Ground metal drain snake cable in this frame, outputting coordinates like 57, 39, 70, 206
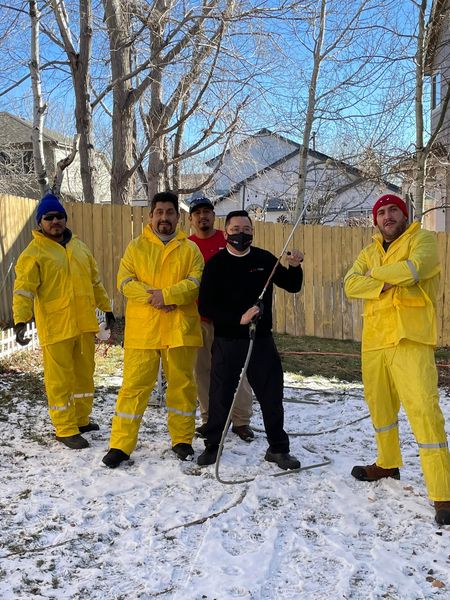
214, 324, 257, 485
213, 324, 332, 485
214, 365, 369, 484
252, 389, 371, 437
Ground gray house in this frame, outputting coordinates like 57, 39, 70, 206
0, 112, 111, 203
424, 0, 450, 232
205, 129, 399, 225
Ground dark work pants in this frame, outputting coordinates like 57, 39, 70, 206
204, 335, 289, 453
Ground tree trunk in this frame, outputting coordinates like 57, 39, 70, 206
29, 0, 49, 196
74, 0, 96, 203
103, 0, 135, 204
50, 0, 97, 202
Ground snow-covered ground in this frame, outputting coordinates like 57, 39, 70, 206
1, 359, 449, 599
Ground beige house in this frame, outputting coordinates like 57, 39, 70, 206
0, 112, 111, 203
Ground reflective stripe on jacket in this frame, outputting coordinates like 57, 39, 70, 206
118, 225, 204, 349
13, 230, 111, 346
344, 222, 440, 351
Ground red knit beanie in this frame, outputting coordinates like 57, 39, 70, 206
372, 194, 408, 225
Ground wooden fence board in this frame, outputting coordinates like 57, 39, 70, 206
341, 227, 355, 340
321, 226, 333, 339
302, 225, 315, 336
274, 221, 286, 333
81, 203, 94, 252
330, 226, 343, 340
101, 205, 114, 302
111, 204, 124, 314
283, 223, 297, 337
262, 222, 276, 324
293, 222, 306, 337
92, 204, 105, 292
313, 224, 324, 338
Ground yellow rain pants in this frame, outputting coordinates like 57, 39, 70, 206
42, 333, 95, 437
362, 339, 450, 501
109, 346, 197, 455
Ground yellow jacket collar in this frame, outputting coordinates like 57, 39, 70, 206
32, 228, 76, 243
372, 221, 420, 247
143, 224, 187, 244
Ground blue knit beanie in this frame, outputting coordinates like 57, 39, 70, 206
36, 193, 67, 224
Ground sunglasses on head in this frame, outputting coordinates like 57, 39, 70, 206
42, 212, 66, 221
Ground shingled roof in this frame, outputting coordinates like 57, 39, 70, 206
0, 112, 73, 147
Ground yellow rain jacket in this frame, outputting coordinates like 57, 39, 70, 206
344, 222, 440, 351
118, 225, 204, 349
13, 229, 111, 346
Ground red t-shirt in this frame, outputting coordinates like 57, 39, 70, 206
189, 229, 227, 322
189, 230, 226, 263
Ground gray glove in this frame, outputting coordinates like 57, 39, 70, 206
14, 323, 30, 346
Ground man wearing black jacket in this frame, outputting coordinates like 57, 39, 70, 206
197, 210, 304, 469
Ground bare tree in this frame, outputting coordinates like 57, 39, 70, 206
28, 0, 79, 198
29, 0, 49, 195
289, 0, 400, 220
100, 0, 293, 204
47, 0, 98, 202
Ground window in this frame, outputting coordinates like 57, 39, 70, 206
432, 71, 441, 110
22, 151, 34, 174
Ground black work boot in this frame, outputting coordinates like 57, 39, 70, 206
231, 425, 255, 442
195, 424, 208, 439
197, 445, 219, 466
102, 448, 130, 468
264, 450, 300, 470
79, 422, 100, 433
434, 501, 450, 525
172, 443, 194, 461
55, 434, 89, 449
351, 463, 400, 482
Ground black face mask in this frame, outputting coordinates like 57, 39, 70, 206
227, 232, 253, 252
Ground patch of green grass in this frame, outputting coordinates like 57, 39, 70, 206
274, 333, 450, 388
274, 333, 362, 383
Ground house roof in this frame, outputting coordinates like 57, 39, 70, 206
0, 112, 73, 147
213, 128, 399, 201
424, 0, 449, 75
205, 128, 300, 167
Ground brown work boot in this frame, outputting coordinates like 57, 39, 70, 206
55, 434, 89, 449
231, 425, 255, 443
351, 462, 400, 482
434, 501, 450, 525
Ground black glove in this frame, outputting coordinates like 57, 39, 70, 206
105, 311, 116, 331
251, 300, 264, 323
14, 322, 31, 346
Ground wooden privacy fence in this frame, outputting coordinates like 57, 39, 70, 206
1, 194, 450, 345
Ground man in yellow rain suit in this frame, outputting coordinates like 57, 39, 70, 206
13, 193, 114, 450
344, 194, 450, 525
103, 191, 204, 468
